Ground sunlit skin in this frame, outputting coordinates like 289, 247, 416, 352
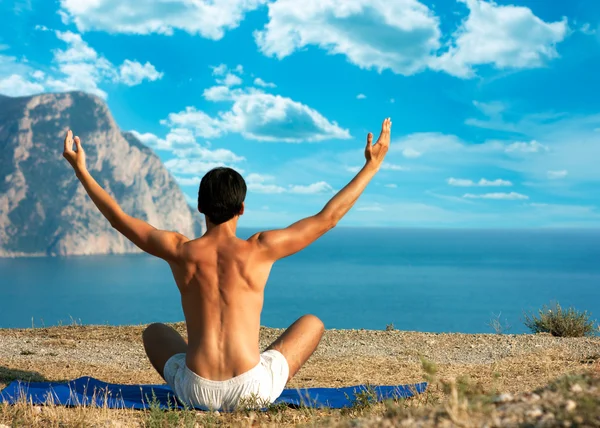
63, 118, 391, 383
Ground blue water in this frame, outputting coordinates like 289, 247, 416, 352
1, 228, 599, 333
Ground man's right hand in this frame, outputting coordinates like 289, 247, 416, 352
365, 117, 392, 170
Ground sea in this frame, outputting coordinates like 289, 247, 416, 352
1, 228, 599, 334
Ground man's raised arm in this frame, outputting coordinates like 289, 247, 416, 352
253, 118, 392, 260
62, 130, 187, 261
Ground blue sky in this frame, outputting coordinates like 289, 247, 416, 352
1, 0, 600, 228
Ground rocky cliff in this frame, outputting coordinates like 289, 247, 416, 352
0, 91, 205, 257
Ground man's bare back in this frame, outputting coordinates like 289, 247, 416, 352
171, 233, 272, 380
62, 118, 392, 405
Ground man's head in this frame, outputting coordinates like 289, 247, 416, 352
198, 167, 247, 225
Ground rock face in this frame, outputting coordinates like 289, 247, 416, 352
0, 91, 205, 257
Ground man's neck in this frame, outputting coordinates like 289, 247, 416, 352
204, 218, 238, 237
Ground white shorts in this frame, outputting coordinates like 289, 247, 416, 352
163, 350, 290, 411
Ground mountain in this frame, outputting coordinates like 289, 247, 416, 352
0, 91, 205, 257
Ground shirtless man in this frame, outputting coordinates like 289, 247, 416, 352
62, 118, 392, 410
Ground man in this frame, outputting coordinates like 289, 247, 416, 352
62, 117, 392, 410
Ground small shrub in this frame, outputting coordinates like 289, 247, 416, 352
487, 312, 511, 335
385, 322, 395, 331
524, 302, 597, 337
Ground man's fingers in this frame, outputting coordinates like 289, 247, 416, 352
64, 130, 73, 152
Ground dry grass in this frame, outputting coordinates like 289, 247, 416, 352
1, 324, 599, 427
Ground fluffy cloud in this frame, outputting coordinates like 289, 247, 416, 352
463, 192, 529, 200
218, 73, 243, 87
433, 0, 568, 77
448, 177, 512, 187
246, 173, 333, 194
220, 92, 351, 142
547, 170, 568, 180
255, 0, 441, 75
246, 174, 286, 194
356, 94, 366, 100
254, 77, 276, 88
161, 107, 224, 139
174, 176, 203, 186
59, 0, 267, 40
179, 74, 351, 143
0, 74, 44, 97
0, 31, 162, 99
165, 159, 241, 176
504, 140, 548, 153
117, 60, 163, 85
289, 181, 333, 194
255, 0, 568, 78
401, 147, 422, 158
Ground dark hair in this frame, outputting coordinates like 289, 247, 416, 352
198, 167, 246, 225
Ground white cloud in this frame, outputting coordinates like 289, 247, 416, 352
448, 177, 512, 187
174, 176, 202, 186
41, 31, 162, 99
31, 70, 45, 80
131, 128, 196, 150
59, 0, 267, 40
255, 0, 441, 75
392, 132, 465, 156
218, 73, 242, 87
289, 181, 333, 194
0, 74, 44, 97
246, 173, 286, 194
165, 159, 242, 175
220, 91, 351, 142
381, 163, 408, 171
255, 0, 568, 79
384, 183, 398, 188
187, 71, 351, 143
463, 192, 528, 200
246, 173, 333, 194
433, 0, 568, 77
504, 140, 548, 153
580, 23, 597, 36
212, 64, 227, 76
254, 77, 276, 88
203, 85, 238, 101
402, 147, 422, 158
172, 146, 245, 163
547, 170, 568, 180
162, 107, 224, 139
356, 93, 366, 100
117, 60, 163, 85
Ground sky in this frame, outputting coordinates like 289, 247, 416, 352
1, 0, 600, 228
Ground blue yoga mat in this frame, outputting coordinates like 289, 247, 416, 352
0, 377, 427, 410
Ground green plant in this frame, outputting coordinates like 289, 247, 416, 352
524, 302, 597, 337
385, 322, 395, 331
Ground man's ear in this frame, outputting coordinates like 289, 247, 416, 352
239, 202, 245, 216
197, 205, 203, 214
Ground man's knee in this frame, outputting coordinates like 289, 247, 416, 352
142, 322, 167, 343
301, 314, 325, 333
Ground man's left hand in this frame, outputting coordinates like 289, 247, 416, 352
63, 130, 87, 173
